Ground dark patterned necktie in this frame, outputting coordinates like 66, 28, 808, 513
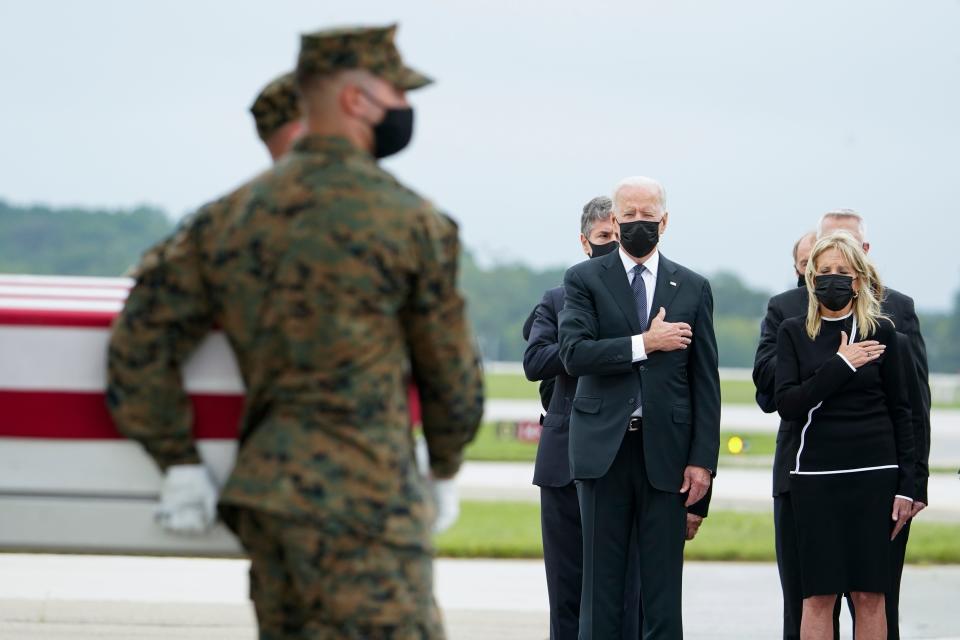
631, 264, 647, 416
631, 264, 648, 331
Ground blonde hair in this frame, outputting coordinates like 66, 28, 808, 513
804, 231, 889, 340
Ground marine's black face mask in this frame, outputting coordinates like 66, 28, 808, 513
361, 89, 414, 159
589, 241, 619, 258
618, 219, 661, 258
813, 274, 855, 311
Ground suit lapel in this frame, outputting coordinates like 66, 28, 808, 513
647, 254, 681, 325
599, 251, 642, 334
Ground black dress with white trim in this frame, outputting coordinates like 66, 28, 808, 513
774, 312, 915, 597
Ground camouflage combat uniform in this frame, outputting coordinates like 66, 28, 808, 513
250, 72, 300, 142
107, 24, 484, 640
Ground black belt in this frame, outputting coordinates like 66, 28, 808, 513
627, 416, 643, 432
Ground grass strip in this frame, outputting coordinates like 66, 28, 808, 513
435, 502, 960, 564
485, 372, 960, 408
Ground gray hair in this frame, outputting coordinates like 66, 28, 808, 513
611, 176, 667, 215
580, 196, 614, 237
818, 209, 867, 242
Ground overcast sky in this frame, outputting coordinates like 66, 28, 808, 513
1, 0, 958, 310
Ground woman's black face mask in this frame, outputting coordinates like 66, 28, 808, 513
813, 274, 855, 311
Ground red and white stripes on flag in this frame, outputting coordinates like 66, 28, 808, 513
0, 274, 422, 553
0, 273, 422, 445
0, 274, 246, 441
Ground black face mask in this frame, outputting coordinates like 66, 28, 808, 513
361, 89, 414, 159
797, 273, 805, 288
618, 219, 660, 258
589, 241, 618, 258
813, 274, 855, 311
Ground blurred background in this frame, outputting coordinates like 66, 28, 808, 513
1, 0, 959, 368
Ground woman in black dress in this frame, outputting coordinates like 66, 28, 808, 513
775, 231, 915, 639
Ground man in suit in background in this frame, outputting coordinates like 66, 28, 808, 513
522, 197, 618, 423
792, 231, 817, 289
559, 176, 721, 638
752, 209, 931, 640
523, 307, 556, 413
756, 231, 816, 413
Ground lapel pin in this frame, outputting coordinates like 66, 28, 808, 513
669, 281, 677, 287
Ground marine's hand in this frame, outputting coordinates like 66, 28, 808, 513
680, 465, 711, 507
643, 308, 692, 353
156, 464, 219, 534
429, 477, 460, 534
686, 513, 704, 541
891, 496, 913, 540
838, 332, 884, 369
418, 436, 460, 533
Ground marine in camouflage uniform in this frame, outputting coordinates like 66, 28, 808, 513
107, 24, 484, 639
250, 72, 304, 162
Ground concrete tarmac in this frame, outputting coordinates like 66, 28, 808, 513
1, 554, 958, 639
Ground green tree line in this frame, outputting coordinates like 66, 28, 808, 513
0, 200, 172, 276
1, 199, 957, 372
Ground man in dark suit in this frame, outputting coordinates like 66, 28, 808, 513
753, 210, 931, 640
525, 196, 711, 639
558, 177, 721, 639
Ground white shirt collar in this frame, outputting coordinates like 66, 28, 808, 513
619, 247, 660, 280
822, 310, 854, 321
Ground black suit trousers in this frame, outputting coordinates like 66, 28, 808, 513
540, 483, 644, 640
886, 521, 910, 639
774, 493, 803, 640
577, 429, 686, 640
541, 483, 583, 640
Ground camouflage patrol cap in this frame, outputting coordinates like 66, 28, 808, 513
249, 72, 301, 141
297, 24, 432, 91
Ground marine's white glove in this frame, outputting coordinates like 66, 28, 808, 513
414, 435, 460, 534
415, 434, 430, 476
155, 464, 219, 534
429, 477, 460, 534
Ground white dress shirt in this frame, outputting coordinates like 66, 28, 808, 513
619, 247, 659, 363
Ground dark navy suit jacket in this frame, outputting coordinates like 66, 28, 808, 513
524, 286, 577, 487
